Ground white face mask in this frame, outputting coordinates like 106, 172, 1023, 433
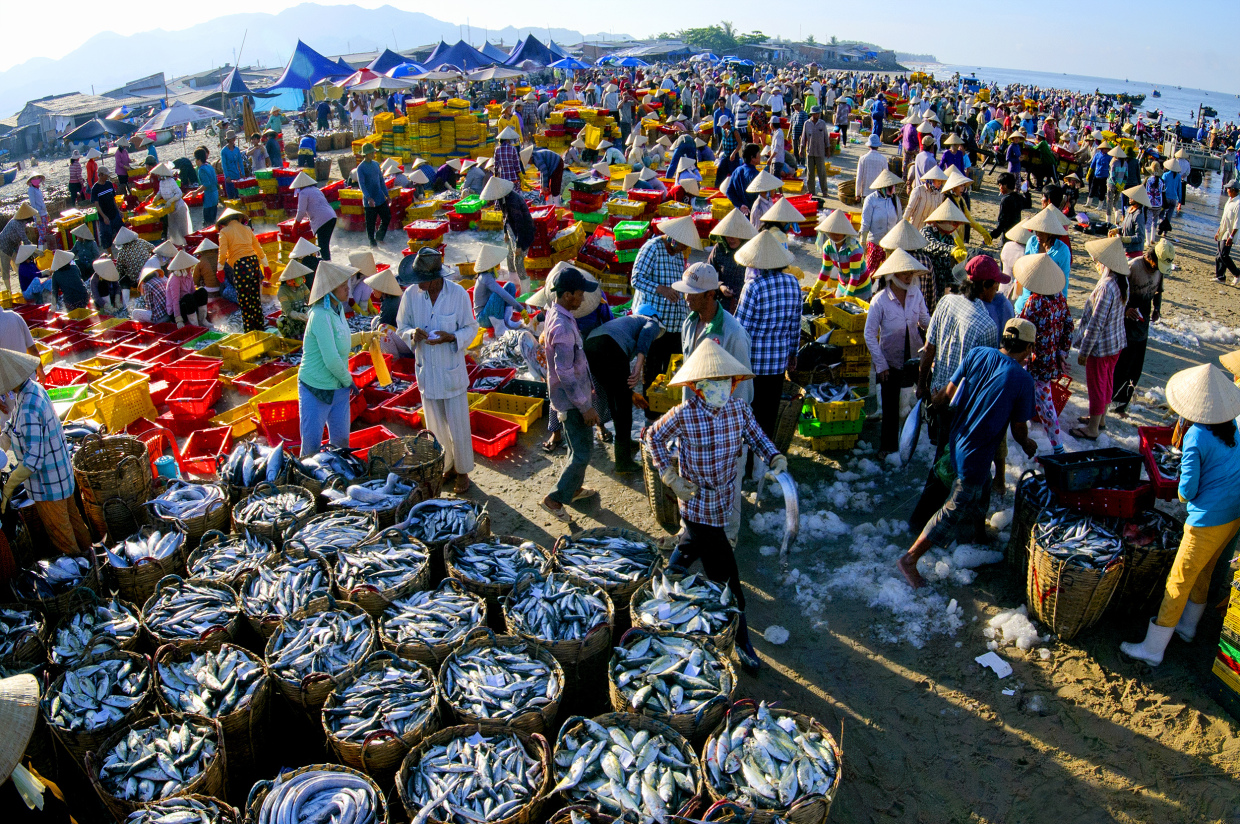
695, 378, 732, 408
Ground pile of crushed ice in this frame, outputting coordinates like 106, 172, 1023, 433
985, 605, 1053, 659
1150, 314, 1240, 349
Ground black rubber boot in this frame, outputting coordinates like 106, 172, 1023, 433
735, 614, 761, 673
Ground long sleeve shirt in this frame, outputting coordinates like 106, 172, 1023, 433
724, 164, 760, 210
218, 220, 267, 268
545, 303, 594, 416
589, 314, 662, 359
903, 184, 943, 230
396, 280, 477, 400
27, 186, 46, 218
864, 284, 929, 374
295, 186, 336, 233
529, 149, 563, 186
221, 146, 244, 180
166, 271, 195, 318
1075, 274, 1126, 358
820, 237, 868, 298
499, 192, 535, 249
300, 300, 352, 391
355, 160, 388, 205
492, 145, 523, 184
855, 149, 890, 198
8, 381, 74, 501
0, 218, 29, 257
924, 294, 998, 391
198, 165, 219, 209
631, 237, 688, 329
993, 191, 1029, 238
472, 270, 522, 315
1179, 423, 1240, 527
801, 118, 830, 157
860, 193, 900, 244
681, 309, 753, 405
735, 269, 801, 375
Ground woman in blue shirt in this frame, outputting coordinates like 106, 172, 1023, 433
1121, 364, 1240, 666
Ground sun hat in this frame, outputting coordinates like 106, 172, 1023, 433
543, 263, 602, 318
474, 244, 507, 274
1005, 225, 1034, 245
13, 202, 36, 221
869, 169, 903, 190
25, 172, 44, 184
154, 240, 178, 258
480, 177, 514, 201
672, 262, 721, 295
348, 250, 378, 278
85, 147, 102, 160
279, 260, 312, 282
901, 113, 921, 125
656, 136, 673, 148
397, 247, 446, 285
14, 245, 36, 265
734, 229, 794, 269
745, 170, 783, 194
1122, 184, 1152, 208
918, 166, 949, 184
408, 167, 431, 186
943, 168, 972, 191
916, 122, 934, 135
622, 172, 641, 190
1219, 349, 1240, 377
1166, 364, 1240, 425
598, 140, 613, 150
308, 260, 359, 304
194, 238, 218, 254
630, 135, 648, 148
1021, 206, 1069, 236
92, 256, 119, 282
1107, 146, 1127, 159
1084, 236, 1131, 274
873, 248, 928, 278
965, 253, 1010, 284
760, 197, 807, 226
289, 237, 320, 259
943, 134, 965, 147
215, 208, 246, 226
138, 261, 163, 284
497, 126, 521, 141
380, 158, 401, 175
150, 162, 175, 177
866, 134, 881, 148
679, 179, 701, 196
638, 167, 659, 182
668, 338, 753, 386
1063, 172, 1083, 184
113, 226, 139, 245
43, 250, 75, 272
657, 215, 703, 251
70, 225, 93, 241
290, 171, 317, 189
814, 209, 859, 236
1152, 238, 1175, 274
519, 146, 534, 166
364, 266, 402, 297
168, 250, 198, 272
879, 219, 929, 251
710, 208, 758, 241
591, 161, 610, 177
1008, 132, 1026, 142
0, 672, 39, 784
676, 157, 698, 176
1014, 253, 1066, 295
924, 199, 967, 225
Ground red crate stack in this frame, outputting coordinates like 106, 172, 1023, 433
569, 190, 607, 213
278, 218, 314, 243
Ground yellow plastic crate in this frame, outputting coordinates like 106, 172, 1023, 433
657, 202, 692, 217
85, 317, 126, 333
822, 297, 870, 332
195, 333, 242, 359
812, 388, 866, 424
30, 327, 56, 340
75, 355, 125, 379
96, 384, 157, 431
248, 372, 298, 413
264, 336, 302, 359
210, 403, 257, 439
780, 179, 805, 194
66, 308, 98, 322
711, 199, 732, 220
646, 384, 681, 414
810, 433, 860, 452
65, 399, 104, 427
469, 392, 545, 433
34, 341, 52, 366
608, 200, 646, 217
219, 331, 270, 370
92, 369, 149, 396
406, 202, 436, 220
51, 386, 97, 420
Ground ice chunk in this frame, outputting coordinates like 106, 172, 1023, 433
951, 545, 1005, 569
763, 626, 790, 645
988, 509, 1013, 531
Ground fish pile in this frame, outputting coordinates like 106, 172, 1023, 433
611, 633, 731, 717
441, 643, 561, 721
805, 381, 852, 404
399, 499, 479, 544
471, 375, 507, 391
123, 796, 232, 824
1018, 473, 1055, 510
381, 585, 486, 649
143, 581, 239, 642
96, 716, 218, 802
386, 378, 415, 394
106, 528, 185, 568
505, 574, 608, 642
266, 609, 374, 683
450, 539, 548, 587
403, 731, 544, 824
1036, 514, 1124, 568
243, 555, 330, 621
46, 656, 149, 732
704, 702, 839, 809
557, 536, 656, 590
552, 718, 697, 820
335, 531, 429, 594
157, 646, 265, 717
323, 658, 436, 743
298, 447, 367, 484
322, 474, 413, 512
234, 488, 314, 526
1121, 509, 1182, 554
632, 572, 737, 637
0, 605, 40, 661
834, 301, 866, 315
149, 482, 226, 522
51, 598, 141, 666
1152, 443, 1182, 479
254, 768, 382, 824
223, 440, 290, 488
189, 532, 273, 583
287, 512, 375, 555
13, 555, 91, 600
346, 314, 375, 334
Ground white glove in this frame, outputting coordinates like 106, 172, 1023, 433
660, 468, 698, 502
0, 432, 10, 453
767, 454, 788, 476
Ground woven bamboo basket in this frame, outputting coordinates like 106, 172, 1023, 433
153, 641, 271, 775
85, 713, 226, 823
245, 763, 388, 824
263, 599, 376, 713
399, 494, 491, 581
546, 805, 612, 824
378, 578, 487, 669
774, 381, 806, 454
322, 651, 440, 781
147, 480, 231, 548
699, 700, 842, 824
12, 547, 102, 621
105, 522, 191, 606
607, 628, 735, 744
42, 647, 154, 765
72, 433, 152, 506
439, 628, 564, 735
0, 601, 45, 672
367, 431, 446, 499
629, 569, 739, 654
445, 535, 552, 622
140, 795, 240, 824
641, 445, 681, 534
187, 530, 275, 587
283, 510, 380, 555
1026, 536, 1125, 641
335, 528, 432, 618
837, 178, 859, 206
290, 462, 351, 504
326, 482, 423, 530
46, 592, 142, 668
238, 550, 334, 640
396, 723, 551, 824
232, 483, 316, 548
502, 573, 614, 691
1009, 470, 1053, 579
554, 527, 659, 618
88, 494, 151, 545
141, 575, 243, 652
1112, 510, 1183, 618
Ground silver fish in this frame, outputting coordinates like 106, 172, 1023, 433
234, 490, 314, 525
107, 527, 185, 569
242, 555, 330, 621
266, 608, 374, 683
380, 582, 486, 649
771, 471, 800, 572
324, 655, 436, 742
450, 539, 549, 587
1035, 514, 1123, 568
610, 633, 731, 718
149, 481, 226, 522
142, 580, 240, 642
0, 605, 41, 661
633, 571, 737, 637
285, 512, 375, 555
156, 645, 264, 717
505, 573, 609, 642
557, 537, 657, 589
46, 655, 148, 732
322, 473, 414, 512
189, 532, 273, 583
254, 767, 382, 824
97, 716, 218, 802
335, 529, 429, 594
398, 499, 480, 544
50, 598, 140, 666
403, 731, 543, 824
441, 642, 561, 721
14, 555, 91, 599
124, 795, 231, 824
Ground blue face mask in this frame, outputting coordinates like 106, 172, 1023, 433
695, 379, 732, 408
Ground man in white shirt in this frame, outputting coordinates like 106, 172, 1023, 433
1217, 178, 1240, 284
855, 134, 890, 197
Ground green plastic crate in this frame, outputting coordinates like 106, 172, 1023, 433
798, 408, 867, 438
454, 194, 485, 214
185, 330, 230, 351
613, 220, 650, 241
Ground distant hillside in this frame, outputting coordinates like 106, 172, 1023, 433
896, 53, 939, 64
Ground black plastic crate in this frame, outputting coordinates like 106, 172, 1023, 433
1038, 447, 1143, 493
503, 378, 548, 400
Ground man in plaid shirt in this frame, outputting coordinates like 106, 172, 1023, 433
734, 238, 802, 439
0, 350, 92, 556
787, 101, 808, 169
492, 128, 524, 185
631, 223, 696, 420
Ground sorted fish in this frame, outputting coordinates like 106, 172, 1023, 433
297, 447, 367, 484
46, 655, 148, 732
142, 580, 240, 642
381, 583, 486, 649
386, 378, 414, 394
286, 512, 375, 555
335, 530, 429, 594
505, 574, 608, 642
471, 375, 507, 391
704, 702, 839, 810
771, 471, 800, 572
611, 632, 732, 717
633, 572, 736, 637
557, 536, 656, 589
553, 717, 698, 822
223, 440, 291, 489
1035, 513, 1123, 568
149, 481, 226, 522
804, 382, 852, 404
106, 527, 185, 569
450, 539, 549, 587
834, 301, 865, 315
1152, 443, 1182, 479
97, 716, 218, 802
0, 605, 41, 662
255, 767, 382, 824
266, 608, 374, 683
403, 731, 543, 824
234, 489, 314, 525
398, 499, 479, 544
13, 555, 91, 600
324, 655, 436, 743
189, 532, 273, 583
157, 645, 264, 717
50, 598, 140, 666
441, 642, 561, 721
124, 795, 232, 824
322, 473, 413, 512
242, 555, 330, 621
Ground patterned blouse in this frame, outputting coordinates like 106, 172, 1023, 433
1019, 292, 1074, 382
820, 237, 869, 299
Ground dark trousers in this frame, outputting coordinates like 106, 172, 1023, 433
677, 519, 745, 611
201, 204, 218, 227
642, 333, 682, 422
1111, 327, 1148, 410
584, 335, 634, 464
878, 366, 914, 454
364, 201, 390, 244
177, 287, 208, 324
317, 218, 336, 261
1217, 239, 1239, 281
750, 374, 784, 440
68, 182, 83, 205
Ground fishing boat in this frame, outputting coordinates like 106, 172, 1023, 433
1152, 88, 1162, 98
1, 166, 17, 185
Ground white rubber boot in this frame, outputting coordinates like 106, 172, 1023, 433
121, 287, 131, 305
196, 307, 209, 327
1120, 620, 1175, 666
1174, 601, 1207, 643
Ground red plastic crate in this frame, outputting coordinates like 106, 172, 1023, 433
469, 410, 520, 458
160, 355, 223, 383
181, 426, 232, 476
44, 366, 89, 388
51, 333, 91, 356
389, 358, 417, 383
1138, 425, 1178, 501
91, 329, 137, 346
133, 341, 187, 366
155, 407, 210, 437
148, 380, 172, 408
1051, 482, 1155, 519
148, 322, 179, 337
278, 218, 314, 242
380, 385, 425, 428
13, 304, 50, 321
404, 219, 450, 240
446, 211, 472, 232
347, 352, 395, 389
127, 329, 167, 346
41, 328, 77, 344
125, 418, 183, 478
231, 361, 292, 395
349, 425, 396, 462
627, 189, 666, 207
166, 379, 222, 418
161, 325, 209, 345
257, 400, 301, 448
359, 384, 396, 425
468, 367, 515, 394
349, 387, 366, 423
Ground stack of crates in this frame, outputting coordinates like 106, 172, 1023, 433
819, 298, 871, 385
405, 201, 437, 223
1208, 560, 1240, 720
128, 212, 163, 243
405, 219, 449, 256
613, 221, 650, 272
797, 387, 867, 452
277, 219, 313, 264
711, 198, 732, 220
391, 117, 410, 161
338, 189, 364, 216
51, 210, 87, 250
523, 206, 567, 279
699, 160, 718, 188
235, 176, 266, 221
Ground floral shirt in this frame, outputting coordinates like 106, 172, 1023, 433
1019, 292, 1074, 382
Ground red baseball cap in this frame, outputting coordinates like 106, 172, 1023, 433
966, 254, 1010, 284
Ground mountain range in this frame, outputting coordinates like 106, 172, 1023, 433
0, 4, 631, 117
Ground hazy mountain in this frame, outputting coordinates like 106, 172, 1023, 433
0, 4, 630, 116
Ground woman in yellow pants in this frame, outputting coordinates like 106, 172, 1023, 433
1121, 363, 1240, 666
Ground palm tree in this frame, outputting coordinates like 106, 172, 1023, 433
720, 21, 736, 39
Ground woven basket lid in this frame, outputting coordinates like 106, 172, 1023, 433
879, 219, 928, 251
669, 338, 753, 386
1084, 236, 1130, 274
814, 209, 858, 236
710, 208, 758, 241
1014, 253, 1066, 295
734, 229, 794, 269
0, 674, 38, 784
873, 248, 928, 278
759, 197, 806, 225
1167, 364, 1240, 425
1021, 206, 1069, 236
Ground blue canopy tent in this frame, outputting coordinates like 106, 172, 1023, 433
333, 58, 355, 75
614, 57, 650, 68
503, 34, 556, 68
547, 40, 570, 60
548, 57, 590, 71
367, 49, 408, 75
263, 40, 348, 90
424, 40, 494, 71
478, 41, 511, 63
388, 62, 426, 78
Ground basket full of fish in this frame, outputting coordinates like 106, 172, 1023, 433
396, 724, 551, 824
399, 496, 490, 552
231, 484, 316, 547
335, 528, 432, 618
239, 551, 334, 640
322, 651, 439, 779
501, 573, 613, 685
222, 440, 293, 503
48, 592, 141, 667
73, 434, 154, 532
1009, 470, 1054, 577
446, 535, 552, 619
700, 700, 843, 824
608, 628, 736, 743
378, 579, 487, 669
122, 795, 239, 824
147, 481, 230, 548
554, 528, 659, 616
439, 629, 564, 735
1027, 512, 1126, 641
85, 713, 226, 821
244, 763, 389, 824
42, 648, 154, 764
629, 569, 740, 654
141, 575, 243, 651
293, 446, 369, 498
263, 599, 377, 712
104, 525, 191, 606
551, 712, 701, 821
285, 511, 378, 558
1113, 509, 1185, 617
324, 473, 421, 529
187, 531, 275, 588
11, 552, 102, 620
0, 602, 45, 673
366, 431, 446, 499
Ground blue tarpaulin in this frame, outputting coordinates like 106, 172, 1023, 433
220, 68, 253, 95
263, 40, 347, 91
478, 42, 511, 63
366, 49, 408, 74
424, 40, 494, 71
503, 34, 556, 68
547, 40, 570, 60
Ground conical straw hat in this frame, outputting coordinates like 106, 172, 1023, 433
13, 202, 36, 221
745, 170, 783, 193
290, 237, 320, 258
1166, 363, 1240, 425
919, 165, 948, 183
680, 179, 701, 196
475, 244, 507, 274
873, 248, 928, 278
657, 215, 703, 251
348, 250, 378, 278
943, 168, 972, 191
814, 209, 858, 236
480, 176, 514, 201
93, 256, 119, 281
15, 245, 36, 265
114, 226, 139, 245
0, 348, 40, 394
1107, 146, 1127, 158
154, 240, 178, 257
1014, 253, 1065, 295
308, 260, 359, 305
408, 167, 431, 185
869, 169, 903, 190
879, 219, 928, 251
943, 134, 965, 146
497, 126, 521, 140
669, 337, 753, 386
924, 199, 967, 224
1122, 184, 1151, 208
710, 208, 758, 241
71, 224, 93, 240
591, 161, 610, 176
1084, 236, 1130, 274
638, 167, 659, 181
1021, 206, 1069, 236
195, 238, 218, 254
168, 250, 198, 272
734, 229, 794, 269
44, 250, 76, 272
0, 673, 39, 783
622, 173, 641, 190
519, 146, 534, 165
290, 171, 317, 189
1219, 349, 1240, 378
760, 197, 806, 225
280, 260, 312, 282
365, 267, 402, 296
